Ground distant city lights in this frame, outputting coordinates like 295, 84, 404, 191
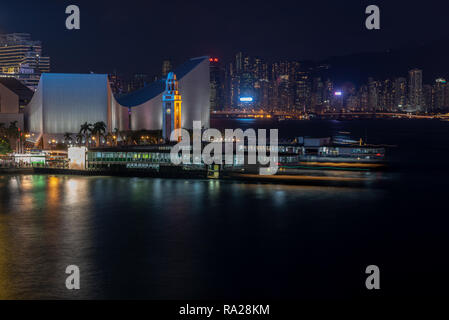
240, 97, 254, 102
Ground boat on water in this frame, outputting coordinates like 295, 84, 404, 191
277, 135, 388, 172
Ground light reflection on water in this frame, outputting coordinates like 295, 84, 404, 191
0, 174, 385, 299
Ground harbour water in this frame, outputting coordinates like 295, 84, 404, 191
1, 119, 449, 299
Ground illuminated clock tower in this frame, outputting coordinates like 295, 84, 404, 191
162, 72, 182, 141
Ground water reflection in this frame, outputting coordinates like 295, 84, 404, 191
0, 174, 384, 299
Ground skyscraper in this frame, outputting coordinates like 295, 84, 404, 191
296, 72, 311, 112
108, 72, 126, 95
0, 33, 50, 90
379, 79, 394, 111
128, 74, 150, 92
162, 60, 172, 77
209, 57, 224, 111
408, 69, 423, 111
423, 84, 433, 113
393, 77, 407, 110
235, 52, 243, 74
432, 78, 449, 112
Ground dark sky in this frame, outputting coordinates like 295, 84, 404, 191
1, 0, 448, 77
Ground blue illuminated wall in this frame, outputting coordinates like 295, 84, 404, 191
26, 73, 129, 135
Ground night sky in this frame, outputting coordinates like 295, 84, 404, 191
1, 0, 448, 77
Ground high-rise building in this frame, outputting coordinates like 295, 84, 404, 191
235, 52, 243, 74
408, 69, 423, 111
312, 77, 324, 106
0, 33, 50, 90
379, 79, 394, 111
296, 72, 311, 112
359, 85, 369, 111
108, 72, 126, 95
423, 84, 433, 113
224, 62, 233, 110
162, 60, 172, 77
393, 77, 407, 110
368, 78, 379, 111
209, 57, 224, 111
239, 64, 255, 108
323, 79, 334, 107
432, 78, 449, 112
127, 74, 150, 92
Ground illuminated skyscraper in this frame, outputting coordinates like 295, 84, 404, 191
128, 74, 150, 92
0, 33, 50, 90
409, 69, 423, 111
432, 78, 449, 112
359, 85, 369, 111
379, 79, 394, 111
423, 84, 432, 113
393, 77, 407, 110
235, 52, 243, 73
108, 72, 126, 95
296, 72, 311, 112
368, 78, 379, 111
209, 57, 224, 111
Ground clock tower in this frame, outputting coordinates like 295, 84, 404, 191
162, 72, 182, 141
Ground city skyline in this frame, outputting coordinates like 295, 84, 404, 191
1, 0, 449, 77
1, 29, 448, 115
112, 53, 449, 114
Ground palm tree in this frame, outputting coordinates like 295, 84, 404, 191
75, 133, 84, 146
79, 122, 92, 147
64, 132, 73, 145
7, 121, 20, 152
91, 121, 107, 147
0, 138, 11, 155
7, 121, 19, 137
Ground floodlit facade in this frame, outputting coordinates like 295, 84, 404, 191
117, 56, 210, 130
24, 57, 210, 148
25, 73, 128, 147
